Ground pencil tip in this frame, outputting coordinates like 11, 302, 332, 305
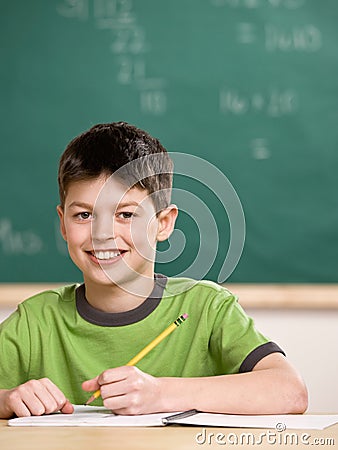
85, 396, 94, 406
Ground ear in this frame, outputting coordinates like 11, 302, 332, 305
156, 204, 178, 242
56, 205, 67, 241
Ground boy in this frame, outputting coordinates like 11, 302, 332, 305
0, 122, 308, 418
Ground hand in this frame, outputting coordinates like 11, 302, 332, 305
82, 366, 163, 415
1, 378, 74, 418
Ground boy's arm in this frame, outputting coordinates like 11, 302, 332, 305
82, 353, 308, 415
0, 379, 74, 419
160, 353, 308, 414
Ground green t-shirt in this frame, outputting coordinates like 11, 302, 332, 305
0, 275, 283, 405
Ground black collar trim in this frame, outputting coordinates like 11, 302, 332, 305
75, 274, 167, 327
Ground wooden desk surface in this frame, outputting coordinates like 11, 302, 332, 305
1, 420, 337, 450
1, 283, 338, 309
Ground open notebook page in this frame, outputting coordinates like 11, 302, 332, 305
8, 406, 338, 430
8, 405, 171, 427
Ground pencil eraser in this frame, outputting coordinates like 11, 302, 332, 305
182, 313, 188, 319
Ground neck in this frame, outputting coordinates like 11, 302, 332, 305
83, 273, 155, 313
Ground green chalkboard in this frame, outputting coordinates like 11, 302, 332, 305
1, 0, 337, 283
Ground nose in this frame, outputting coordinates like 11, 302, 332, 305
91, 213, 116, 243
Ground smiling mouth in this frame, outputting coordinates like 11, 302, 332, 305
87, 250, 127, 261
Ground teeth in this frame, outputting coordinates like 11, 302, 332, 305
94, 251, 121, 260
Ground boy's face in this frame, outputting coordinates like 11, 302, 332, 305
57, 175, 176, 294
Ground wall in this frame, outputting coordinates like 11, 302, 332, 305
246, 308, 338, 413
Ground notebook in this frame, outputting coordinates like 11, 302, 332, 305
8, 405, 338, 430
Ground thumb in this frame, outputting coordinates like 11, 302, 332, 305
82, 376, 100, 392
60, 400, 74, 414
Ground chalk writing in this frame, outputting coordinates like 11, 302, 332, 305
116, 56, 145, 84
219, 88, 298, 117
265, 24, 322, 52
57, 0, 89, 20
57, 0, 167, 114
210, 0, 305, 9
110, 26, 147, 54
251, 138, 271, 160
0, 219, 43, 255
140, 90, 167, 115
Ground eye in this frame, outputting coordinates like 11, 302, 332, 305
117, 211, 134, 220
75, 212, 92, 221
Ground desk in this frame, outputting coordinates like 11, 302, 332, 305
1, 420, 337, 450
1, 284, 338, 309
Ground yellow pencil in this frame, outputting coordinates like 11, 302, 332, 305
85, 313, 188, 405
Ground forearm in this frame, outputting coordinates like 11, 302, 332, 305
158, 367, 308, 415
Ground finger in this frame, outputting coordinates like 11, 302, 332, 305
102, 393, 130, 413
98, 366, 137, 386
38, 378, 69, 414
19, 385, 47, 416
103, 392, 142, 416
60, 400, 74, 414
100, 378, 132, 400
6, 390, 32, 418
13, 402, 31, 418
82, 376, 100, 392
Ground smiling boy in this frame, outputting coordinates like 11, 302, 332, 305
0, 122, 308, 418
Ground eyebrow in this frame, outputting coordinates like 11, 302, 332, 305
68, 201, 144, 210
68, 201, 93, 210
117, 201, 144, 210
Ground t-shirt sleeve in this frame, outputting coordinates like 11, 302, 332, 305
208, 290, 285, 374
0, 304, 31, 389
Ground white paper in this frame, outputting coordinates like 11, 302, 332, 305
8, 405, 175, 427
178, 413, 338, 430
8, 406, 338, 430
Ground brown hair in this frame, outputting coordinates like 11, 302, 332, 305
58, 122, 173, 213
